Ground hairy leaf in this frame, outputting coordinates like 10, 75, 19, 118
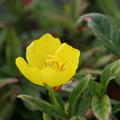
77, 94, 91, 117
100, 59, 120, 89
69, 75, 91, 116
18, 95, 66, 119
77, 13, 120, 57
92, 95, 111, 120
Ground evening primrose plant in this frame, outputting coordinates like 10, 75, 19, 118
16, 33, 91, 120
16, 13, 120, 120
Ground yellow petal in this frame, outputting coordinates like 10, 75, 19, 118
55, 43, 80, 81
40, 67, 72, 87
26, 33, 61, 70
15, 57, 44, 85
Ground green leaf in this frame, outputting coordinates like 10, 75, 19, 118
93, 55, 113, 67
88, 80, 103, 95
5, 26, 21, 73
77, 94, 92, 117
68, 75, 91, 116
96, 0, 120, 27
77, 13, 120, 57
81, 68, 102, 75
70, 0, 81, 20
18, 95, 66, 119
69, 95, 81, 117
47, 86, 64, 110
115, 72, 120, 86
92, 95, 111, 120
71, 116, 86, 120
112, 102, 120, 114
100, 59, 120, 89
72, 72, 86, 81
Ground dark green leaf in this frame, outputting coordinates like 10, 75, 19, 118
92, 95, 111, 120
112, 102, 120, 114
100, 59, 120, 89
70, 0, 80, 20
115, 72, 120, 86
68, 75, 91, 116
77, 13, 120, 57
88, 80, 103, 95
18, 95, 66, 119
72, 72, 86, 81
71, 116, 86, 120
5, 26, 21, 73
94, 55, 113, 67
77, 94, 92, 117
69, 95, 81, 117
96, 0, 120, 26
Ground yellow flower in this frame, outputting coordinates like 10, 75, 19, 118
15, 33, 80, 87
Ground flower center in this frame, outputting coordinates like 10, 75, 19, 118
45, 55, 67, 71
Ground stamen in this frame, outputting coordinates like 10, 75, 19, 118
48, 55, 58, 60
46, 59, 58, 63
45, 55, 67, 71
59, 60, 67, 71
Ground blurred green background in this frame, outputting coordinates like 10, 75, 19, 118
0, 0, 120, 120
